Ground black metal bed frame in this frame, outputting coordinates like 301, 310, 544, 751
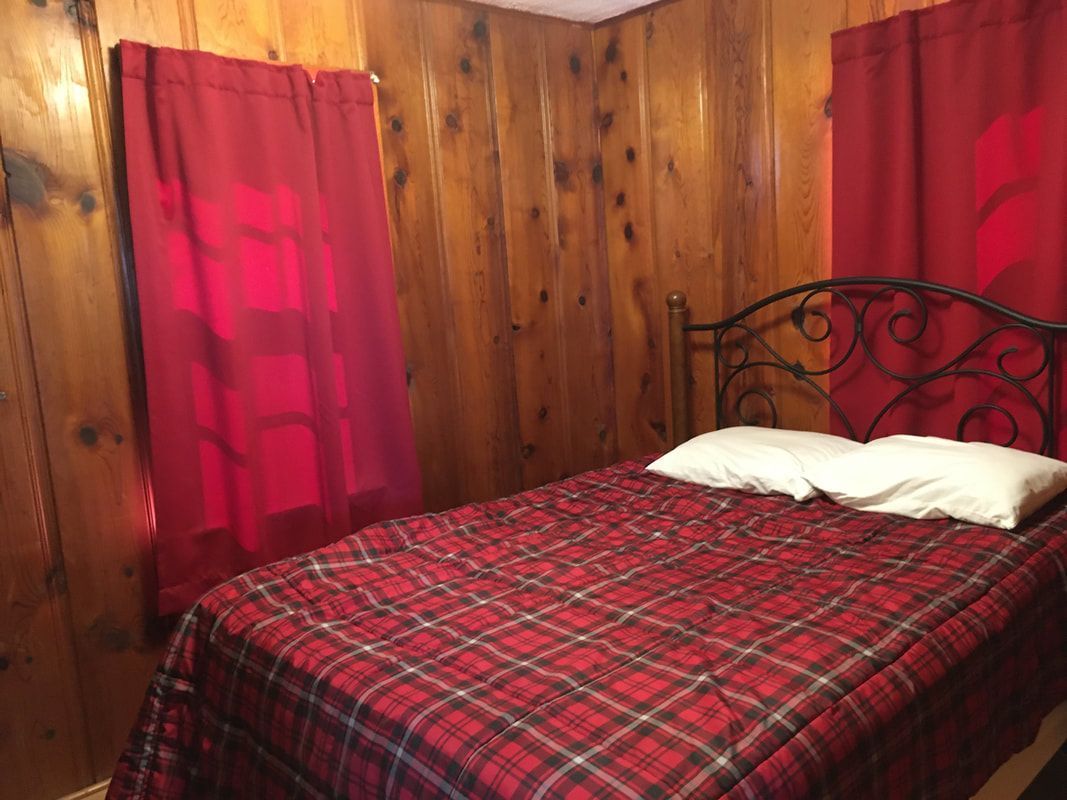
666, 277, 1067, 457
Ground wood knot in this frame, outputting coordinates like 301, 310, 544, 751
393, 168, 407, 186
625, 146, 636, 162
45, 565, 68, 595
459, 57, 472, 74
538, 406, 548, 420
604, 39, 618, 63
666, 159, 675, 173
569, 54, 581, 74
578, 295, 586, 306
623, 222, 634, 241
650, 420, 667, 442
530, 206, 540, 219
78, 190, 96, 215
390, 117, 403, 132
64, 0, 97, 29
267, 49, 280, 61
3, 149, 49, 212
89, 614, 132, 653
823, 94, 833, 118
615, 192, 626, 206
620, 70, 628, 82
591, 163, 603, 184
600, 112, 614, 129
445, 112, 459, 130
78, 425, 99, 446
521, 443, 536, 459
553, 160, 570, 183
539, 289, 549, 303
472, 19, 487, 39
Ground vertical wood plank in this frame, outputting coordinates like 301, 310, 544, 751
542, 22, 617, 472
192, 0, 280, 60
770, 0, 847, 432
707, 0, 778, 327
846, 0, 936, 26
644, 0, 719, 437
0, 0, 158, 780
0, 141, 94, 800
277, 0, 362, 68
94, 0, 191, 94
705, 0, 779, 428
95, 0, 189, 55
595, 15, 665, 458
420, 1, 523, 502
360, 0, 465, 511
489, 13, 569, 488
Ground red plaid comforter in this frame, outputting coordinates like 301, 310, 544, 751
109, 458, 1067, 799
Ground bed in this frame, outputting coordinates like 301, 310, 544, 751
109, 279, 1067, 799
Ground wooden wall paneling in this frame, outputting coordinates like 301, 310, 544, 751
94, 0, 191, 64
846, 0, 936, 26
0, 139, 94, 800
704, 0, 779, 429
191, 0, 280, 60
768, 0, 847, 433
489, 14, 570, 488
360, 0, 466, 512
0, 0, 158, 780
419, 1, 523, 502
276, 0, 364, 68
93, 0, 193, 114
594, 16, 666, 458
541, 22, 617, 472
644, 0, 719, 437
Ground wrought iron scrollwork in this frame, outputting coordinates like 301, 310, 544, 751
957, 404, 1020, 448
684, 277, 1066, 456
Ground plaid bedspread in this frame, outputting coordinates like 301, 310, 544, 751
109, 458, 1067, 799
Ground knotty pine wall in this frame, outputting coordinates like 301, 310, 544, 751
595, 0, 941, 451
0, 0, 941, 797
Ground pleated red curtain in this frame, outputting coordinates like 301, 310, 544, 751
831, 0, 1066, 454
120, 41, 422, 614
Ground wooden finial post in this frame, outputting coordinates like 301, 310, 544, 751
666, 291, 690, 447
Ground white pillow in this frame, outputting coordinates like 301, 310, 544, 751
646, 426, 861, 501
804, 434, 1067, 529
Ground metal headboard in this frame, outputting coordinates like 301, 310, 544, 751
666, 277, 1067, 457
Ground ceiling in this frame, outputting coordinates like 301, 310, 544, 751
475, 1, 655, 23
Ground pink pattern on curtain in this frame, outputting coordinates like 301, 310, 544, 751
831, 0, 1066, 455
120, 41, 422, 614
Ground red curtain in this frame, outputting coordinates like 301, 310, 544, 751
831, 0, 1066, 454
120, 42, 422, 614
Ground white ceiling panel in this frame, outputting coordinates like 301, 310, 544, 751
474, 1, 655, 23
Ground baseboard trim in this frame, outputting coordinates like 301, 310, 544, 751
58, 779, 109, 800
